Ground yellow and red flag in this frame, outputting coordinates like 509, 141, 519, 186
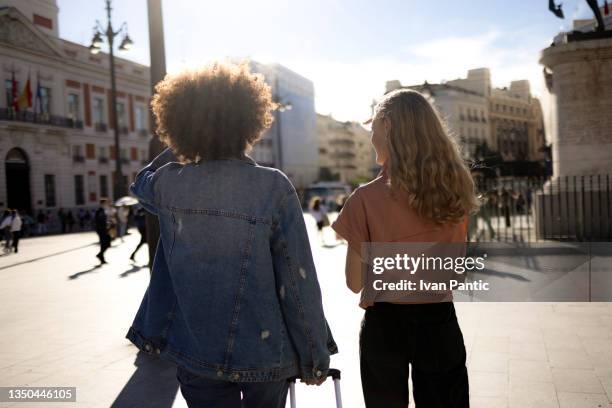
17, 74, 33, 110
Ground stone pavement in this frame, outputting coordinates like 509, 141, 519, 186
0, 218, 611, 407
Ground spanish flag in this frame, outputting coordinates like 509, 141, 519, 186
17, 74, 33, 110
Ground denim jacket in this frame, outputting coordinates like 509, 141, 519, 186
125, 148, 337, 382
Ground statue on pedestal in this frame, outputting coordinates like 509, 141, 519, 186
549, 0, 607, 32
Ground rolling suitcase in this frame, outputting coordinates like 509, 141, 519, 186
288, 368, 342, 408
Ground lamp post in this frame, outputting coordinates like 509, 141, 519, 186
273, 75, 292, 172
89, 0, 133, 200
146, 0, 167, 270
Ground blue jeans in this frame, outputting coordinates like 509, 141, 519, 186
176, 366, 289, 408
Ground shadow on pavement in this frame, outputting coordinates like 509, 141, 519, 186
68, 264, 103, 280
0, 242, 97, 271
111, 350, 179, 408
119, 264, 146, 278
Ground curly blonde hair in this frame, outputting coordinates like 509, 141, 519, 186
151, 61, 274, 162
375, 89, 480, 224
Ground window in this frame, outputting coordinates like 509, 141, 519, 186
117, 101, 127, 129
120, 148, 128, 160
86, 143, 95, 159
135, 105, 147, 130
99, 174, 109, 198
72, 145, 83, 158
88, 172, 96, 202
74, 175, 85, 205
93, 97, 105, 124
67, 93, 80, 120
140, 149, 147, 161
44, 174, 56, 207
99, 146, 108, 159
39, 87, 51, 114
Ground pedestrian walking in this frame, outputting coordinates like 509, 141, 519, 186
10, 210, 22, 253
309, 197, 329, 244
94, 199, 112, 264
117, 205, 129, 241
78, 208, 86, 230
127, 61, 336, 408
66, 210, 75, 233
1, 210, 13, 252
58, 208, 66, 234
36, 210, 47, 235
332, 89, 476, 408
129, 208, 147, 262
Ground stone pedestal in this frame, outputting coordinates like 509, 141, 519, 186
537, 37, 612, 240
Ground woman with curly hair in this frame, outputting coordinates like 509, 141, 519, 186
332, 89, 478, 407
126, 61, 337, 408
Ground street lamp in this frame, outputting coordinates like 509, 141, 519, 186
89, 0, 133, 200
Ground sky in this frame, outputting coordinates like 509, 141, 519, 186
57, 0, 598, 124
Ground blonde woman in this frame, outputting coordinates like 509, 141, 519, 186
332, 89, 478, 408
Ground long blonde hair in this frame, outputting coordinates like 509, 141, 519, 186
375, 89, 479, 224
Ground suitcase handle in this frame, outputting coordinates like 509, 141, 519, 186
288, 368, 342, 408
288, 368, 341, 382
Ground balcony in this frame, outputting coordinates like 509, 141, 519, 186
94, 122, 108, 132
120, 158, 130, 165
0, 108, 84, 129
98, 157, 109, 164
137, 128, 149, 137
73, 155, 85, 163
330, 138, 355, 147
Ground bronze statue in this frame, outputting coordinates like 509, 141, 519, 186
549, 0, 606, 32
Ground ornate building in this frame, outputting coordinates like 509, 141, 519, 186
385, 68, 546, 168
0, 0, 151, 215
316, 113, 376, 184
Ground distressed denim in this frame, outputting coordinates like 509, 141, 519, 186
126, 148, 337, 383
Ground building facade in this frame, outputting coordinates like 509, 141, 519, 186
385, 68, 546, 164
248, 61, 318, 189
489, 81, 545, 162
316, 113, 376, 184
0, 0, 151, 215
387, 69, 491, 158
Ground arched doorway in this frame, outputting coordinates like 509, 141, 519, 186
5, 148, 32, 213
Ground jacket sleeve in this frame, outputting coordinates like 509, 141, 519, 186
271, 185, 338, 381
130, 148, 176, 215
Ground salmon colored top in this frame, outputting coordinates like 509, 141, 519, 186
331, 167, 468, 307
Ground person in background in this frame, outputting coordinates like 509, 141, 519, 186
78, 208, 86, 230
94, 199, 112, 264
1, 210, 13, 252
84, 209, 92, 230
332, 89, 477, 408
66, 210, 75, 233
36, 210, 47, 235
129, 207, 147, 262
309, 197, 329, 244
117, 205, 130, 241
10, 209, 22, 253
58, 208, 66, 234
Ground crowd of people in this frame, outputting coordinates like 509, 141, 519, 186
0, 202, 148, 262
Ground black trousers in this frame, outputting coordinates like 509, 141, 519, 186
360, 302, 469, 408
11, 231, 20, 252
96, 231, 111, 256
